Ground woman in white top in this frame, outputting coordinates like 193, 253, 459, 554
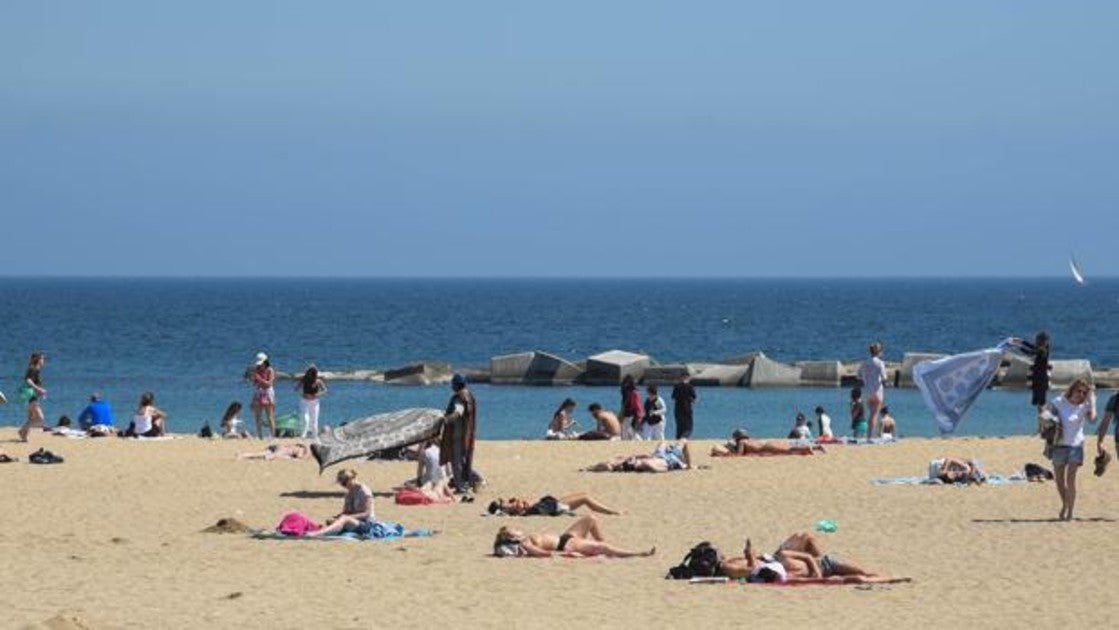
858, 342, 888, 439
296, 365, 327, 439
129, 391, 166, 438
1046, 379, 1097, 521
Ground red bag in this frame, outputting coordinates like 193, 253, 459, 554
395, 488, 435, 506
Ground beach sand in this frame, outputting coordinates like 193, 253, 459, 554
2, 430, 1117, 629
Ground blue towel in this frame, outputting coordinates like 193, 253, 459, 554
252, 521, 435, 541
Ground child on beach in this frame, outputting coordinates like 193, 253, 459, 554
850, 388, 867, 441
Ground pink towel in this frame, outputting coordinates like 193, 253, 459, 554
277, 511, 322, 536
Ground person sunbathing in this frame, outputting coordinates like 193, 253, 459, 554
583, 441, 692, 472
772, 532, 911, 584
487, 491, 620, 516
929, 457, 986, 484
710, 429, 825, 457
237, 442, 310, 460
492, 514, 655, 558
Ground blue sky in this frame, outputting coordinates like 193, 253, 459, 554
1, 1, 1115, 277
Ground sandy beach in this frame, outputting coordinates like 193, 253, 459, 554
2, 430, 1117, 629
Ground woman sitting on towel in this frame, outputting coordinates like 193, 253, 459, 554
124, 392, 166, 438
929, 457, 986, 484
492, 514, 654, 558
583, 441, 692, 472
710, 429, 825, 457
487, 491, 620, 516
237, 442, 310, 460
308, 468, 375, 537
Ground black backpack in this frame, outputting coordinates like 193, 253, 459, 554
666, 542, 723, 580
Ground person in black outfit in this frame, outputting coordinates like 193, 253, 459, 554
671, 375, 698, 440
1017, 331, 1051, 411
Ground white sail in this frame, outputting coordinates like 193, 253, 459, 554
1069, 257, 1086, 286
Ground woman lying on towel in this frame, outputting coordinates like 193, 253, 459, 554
487, 491, 620, 516
583, 441, 692, 472
929, 457, 987, 484
307, 468, 375, 537
492, 514, 655, 558
710, 429, 826, 457
237, 442, 310, 460
718, 533, 910, 584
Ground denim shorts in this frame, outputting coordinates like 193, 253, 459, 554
1048, 445, 1084, 466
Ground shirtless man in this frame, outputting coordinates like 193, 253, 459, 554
709, 429, 825, 456
492, 514, 655, 558
579, 403, 622, 440
583, 441, 693, 473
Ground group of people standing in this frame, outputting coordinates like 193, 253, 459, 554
547, 374, 699, 441
244, 352, 327, 439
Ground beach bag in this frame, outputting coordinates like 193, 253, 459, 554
276, 512, 321, 536
667, 542, 723, 580
395, 488, 435, 505
198, 422, 214, 438
18, 384, 36, 404
1037, 404, 1061, 456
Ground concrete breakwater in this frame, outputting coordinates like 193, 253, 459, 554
277, 348, 1119, 390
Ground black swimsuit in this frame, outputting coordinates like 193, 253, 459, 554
557, 533, 573, 552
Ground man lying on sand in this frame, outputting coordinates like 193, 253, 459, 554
583, 441, 692, 472
492, 514, 655, 558
710, 429, 825, 457
720, 533, 910, 584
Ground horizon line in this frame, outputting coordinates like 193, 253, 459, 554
0, 274, 1112, 281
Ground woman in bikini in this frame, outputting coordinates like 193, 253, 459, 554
487, 492, 621, 516
250, 353, 276, 439
237, 443, 310, 460
492, 514, 655, 558
709, 429, 825, 456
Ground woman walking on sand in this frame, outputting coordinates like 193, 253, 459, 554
858, 342, 888, 439
296, 365, 327, 439
1045, 379, 1096, 521
17, 352, 47, 442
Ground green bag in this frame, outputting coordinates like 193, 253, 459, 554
17, 384, 36, 404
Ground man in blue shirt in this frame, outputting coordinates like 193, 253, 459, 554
78, 393, 115, 431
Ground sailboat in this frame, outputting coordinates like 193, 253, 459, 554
1069, 256, 1086, 286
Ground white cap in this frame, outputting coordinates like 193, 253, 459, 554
255, 352, 268, 365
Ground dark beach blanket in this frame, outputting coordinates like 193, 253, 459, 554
311, 408, 444, 473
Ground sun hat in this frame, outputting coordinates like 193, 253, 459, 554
255, 352, 268, 365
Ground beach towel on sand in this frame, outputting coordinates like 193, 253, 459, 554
913, 338, 1023, 434
710, 450, 812, 458
871, 473, 1026, 486
311, 408, 445, 473
254, 520, 435, 541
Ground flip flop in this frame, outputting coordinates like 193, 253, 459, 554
1094, 451, 1111, 477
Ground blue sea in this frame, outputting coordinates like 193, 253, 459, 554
1, 278, 1116, 439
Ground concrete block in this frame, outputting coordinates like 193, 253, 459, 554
799, 361, 842, 387
584, 350, 651, 385
747, 353, 802, 387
